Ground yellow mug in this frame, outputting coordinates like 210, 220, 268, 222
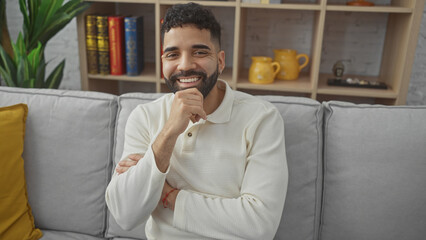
249, 56, 280, 84
274, 49, 309, 80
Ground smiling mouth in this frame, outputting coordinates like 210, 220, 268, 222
178, 77, 201, 83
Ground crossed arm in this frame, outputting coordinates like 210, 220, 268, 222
116, 154, 179, 210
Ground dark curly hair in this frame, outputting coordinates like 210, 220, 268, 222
161, 2, 221, 49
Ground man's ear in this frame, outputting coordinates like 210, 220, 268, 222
218, 50, 225, 73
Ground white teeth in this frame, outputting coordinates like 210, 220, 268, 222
179, 77, 199, 83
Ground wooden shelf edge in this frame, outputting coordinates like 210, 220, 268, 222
88, 74, 158, 83
160, 0, 237, 7
236, 82, 313, 94
326, 5, 412, 13
240, 3, 321, 10
316, 88, 398, 99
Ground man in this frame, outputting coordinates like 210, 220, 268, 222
105, 3, 288, 239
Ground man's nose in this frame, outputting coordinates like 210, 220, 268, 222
177, 53, 196, 72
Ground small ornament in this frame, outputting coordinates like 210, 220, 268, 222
332, 60, 345, 79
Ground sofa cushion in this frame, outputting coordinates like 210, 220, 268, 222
0, 104, 43, 240
321, 101, 426, 240
108, 93, 323, 240
0, 87, 118, 237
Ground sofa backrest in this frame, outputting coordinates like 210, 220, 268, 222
0, 86, 117, 237
5, 86, 425, 240
107, 93, 324, 240
320, 101, 426, 240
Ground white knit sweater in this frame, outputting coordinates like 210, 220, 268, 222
106, 81, 288, 240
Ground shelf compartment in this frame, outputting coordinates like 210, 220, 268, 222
320, 11, 391, 88
239, 8, 316, 65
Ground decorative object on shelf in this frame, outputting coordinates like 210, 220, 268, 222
274, 49, 309, 81
0, 0, 90, 88
96, 16, 110, 75
249, 56, 280, 84
86, 15, 98, 74
332, 60, 345, 79
125, 16, 144, 76
327, 59, 386, 89
346, 0, 375, 6
327, 78, 388, 89
109, 16, 126, 75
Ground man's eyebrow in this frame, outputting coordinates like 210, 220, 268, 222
163, 46, 178, 53
192, 44, 211, 50
163, 44, 211, 53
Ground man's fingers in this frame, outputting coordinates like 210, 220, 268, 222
116, 166, 131, 174
116, 154, 144, 174
118, 159, 138, 167
128, 153, 144, 161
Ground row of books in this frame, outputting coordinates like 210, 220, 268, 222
86, 15, 144, 76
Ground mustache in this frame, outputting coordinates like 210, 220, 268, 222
169, 70, 207, 82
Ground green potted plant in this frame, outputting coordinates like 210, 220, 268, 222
0, 0, 90, 88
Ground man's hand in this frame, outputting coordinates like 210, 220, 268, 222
116, 154, 143, 175
165, 88, 207, 137
161, 181, 180, 211
151, 88, 206, 173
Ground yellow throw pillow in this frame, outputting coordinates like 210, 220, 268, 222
0, 104, 42, 240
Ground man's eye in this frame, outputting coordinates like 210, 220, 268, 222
194, 51, 208, 56
164, 53, 178, 59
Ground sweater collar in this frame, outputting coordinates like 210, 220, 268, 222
206, 80, 234, 124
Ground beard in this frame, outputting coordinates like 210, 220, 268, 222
164, 66, 219, 99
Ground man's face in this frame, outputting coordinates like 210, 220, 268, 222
162, 25, 225, 98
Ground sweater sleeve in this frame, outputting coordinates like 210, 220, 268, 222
105, 106, 168, 230
173, 107, 288, 240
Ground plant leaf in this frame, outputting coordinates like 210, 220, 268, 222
0, 44, 17, 85
35, 55, 46, 88
45, 0, 64, 22
32, 12, 71, 48
31, 0, 64, 49
16, 57, 26, 87
45, 59, 65, 89
27, 41, 42, 73
19, 0, 30, 40
0, 65, 16, 87
28, 0, 42, 43
28, 1, 90, 49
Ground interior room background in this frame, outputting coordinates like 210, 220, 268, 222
4, 0, 426, 105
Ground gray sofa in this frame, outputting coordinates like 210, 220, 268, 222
1, 85, 426, 240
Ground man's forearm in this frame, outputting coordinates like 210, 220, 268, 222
152, 125, 179, 173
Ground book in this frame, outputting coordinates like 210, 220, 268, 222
96, 15, 110, 75
108, 16, 126, 75
85, 15, 98, 74
124, 16, 144, 76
